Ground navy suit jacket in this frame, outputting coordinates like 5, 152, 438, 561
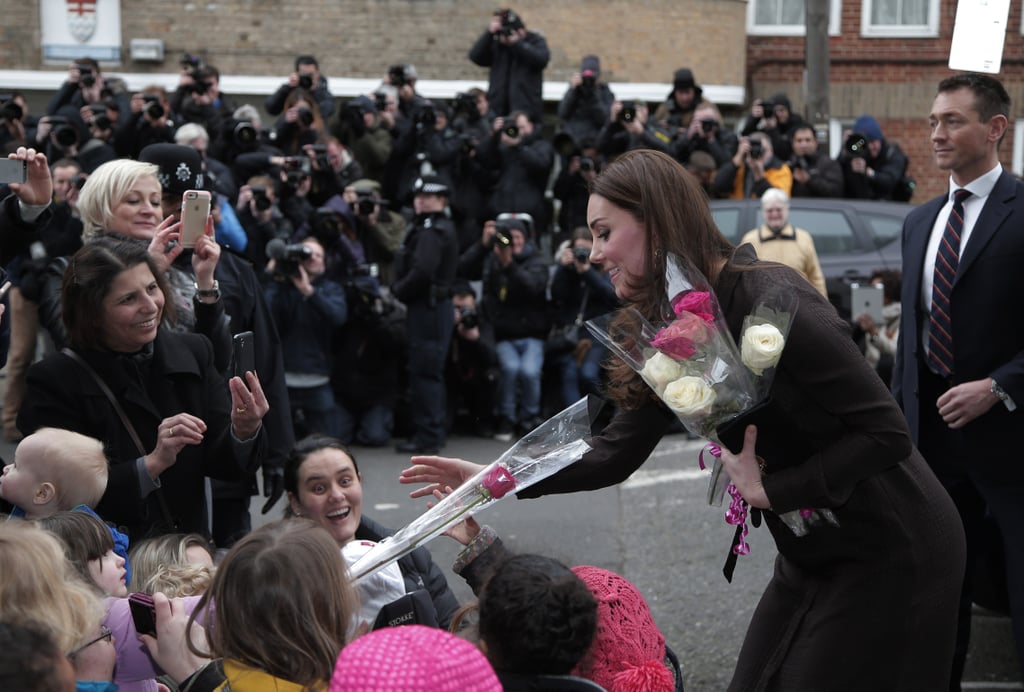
894, 169, 1024, 458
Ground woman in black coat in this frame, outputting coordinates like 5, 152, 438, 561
402, 150, 966, 691
18, 239, 268, 541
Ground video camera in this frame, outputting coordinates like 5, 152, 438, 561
0, 94, 23, 122
495, 8, 524, 37
844, 133, 870, 159
266, 238, 312, 280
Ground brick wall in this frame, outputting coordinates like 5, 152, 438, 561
748, 0, 1024, 202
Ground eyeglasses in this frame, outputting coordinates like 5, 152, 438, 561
68, 625, 113, 659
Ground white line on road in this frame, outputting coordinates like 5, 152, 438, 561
623, 468, 709, 489
960, 683, 1023, 689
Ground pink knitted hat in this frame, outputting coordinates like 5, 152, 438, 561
330, 625, 502, 692
570, 565, 676, 692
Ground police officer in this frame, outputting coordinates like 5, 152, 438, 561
391, 175, 459, 454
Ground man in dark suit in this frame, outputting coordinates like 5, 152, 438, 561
893, 73, 1024, 687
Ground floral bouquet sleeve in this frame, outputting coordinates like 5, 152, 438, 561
347, 396, 596, 582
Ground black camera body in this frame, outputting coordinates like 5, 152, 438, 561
700, 118, 717, 134
187, 69, 213, 96
76, 64, 96, 88
618, 102, 637, 124
845, 133, 870, 159
579, 155, 596, 173
388, 64, 410, 87
249, 185, 272, 212
488, 225, 513, 249
760, 100, 776, 115
503, 123, 519, 139
142, 94, 165, 120
310, 144, 331, 170
86, 104, 111, 131
228, 119, 259, 147
415, 104, 437, 132
297, 73, 314, 91
373, 92, 388, 112
457, 305, 479, 330
47, 116, 79, 148
0, 95, 23, 122
355, 190, 379, 216
495, 8, 524, 37
453, 92, 479, 119
267, 239, 313, 280
296, 107, 314, 127
572, 246, 590, 263
748, 141, 765, 160
181, 53, 205, 73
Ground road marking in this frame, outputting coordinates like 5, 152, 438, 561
373, 502, 401, 511
960, 684, 1022, 689
623, 468, 709, 489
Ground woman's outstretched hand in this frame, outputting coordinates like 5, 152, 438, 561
718, 425, 771, 510
399, 456, 484, 499
229, 371, 270, 441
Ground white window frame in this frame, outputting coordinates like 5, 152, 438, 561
747, 0, 842, 36
861, 0, 940, 38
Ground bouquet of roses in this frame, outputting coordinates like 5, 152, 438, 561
587, 255, 836, 561
347, 396, 596, 582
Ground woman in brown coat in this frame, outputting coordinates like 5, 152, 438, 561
403, 149, 965, 691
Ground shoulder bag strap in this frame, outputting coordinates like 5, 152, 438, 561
61, 347, 177, 529
574, 285, 590, 326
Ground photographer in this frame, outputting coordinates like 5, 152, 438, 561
450, 88, 495, 252
295, 195, 367, 285
456, 217, 549, 441
264, 237, 348, 440
331, 95, 393, 184
712, 131, 793, 199
476, 111, 553, 236
112, 87, 176, 159
653, 68, 706, 140
265, 55, 335, 121
839, 115, 910, 201
274, 90, 326, 157
343, 179, 404, 283
552, 140, 600, 240
740, 93, 805, 163
170, 61, 237, 160
305, 137, 363, 208
391, 100, 462, 211
468, 7, 550, 125
788, 124, 844, 198
549, 228, 618, 409
384, 63, 427, 122
46, 59, 122, 117
595, 99, 671, 161
236, 176, 294, 271
557, 55, 614, 147
1, 92, 37, 153
445, 281, 500, 438
671, 102, 738, 168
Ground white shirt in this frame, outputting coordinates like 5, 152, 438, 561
920, 163, 1002, 356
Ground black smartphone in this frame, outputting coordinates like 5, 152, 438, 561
232, 331, 256, 388
128, 592, 157, 637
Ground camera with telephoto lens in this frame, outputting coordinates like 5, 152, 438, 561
760, 100, 776, 116
573, 246, 590, 263
618, 101, 637, 124
309, 144, 331, 170
453, 92, 478, 119
86, 104, 111, 131
76, 64, 96, 88
495, 8, 524, 37
579, 155, 596, 173
487, 222, 513, 249
845, 132, 870, 159
748, 140, 764, 160
142, 94, 165, 120
266, 238, 313, 280
297, 73, 314, 90
414, 104, 437, 132
700, 118, 717, 134
227, 119, 258, 147
0, 95, 23, 122
457, 305, 479, 330
186, 69, 213, 96
355, 190, 380, 216
296, 107, 314, 127
374, 92, 388, 112
46, 116, 79, 148
249, 185, 272, 212
503, 122, 519, 139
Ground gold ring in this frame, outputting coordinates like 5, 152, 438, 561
236, 406, 248, 414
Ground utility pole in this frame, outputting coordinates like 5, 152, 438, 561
805, 0, 831, 151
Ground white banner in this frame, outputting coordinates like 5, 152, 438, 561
41, 0, 122, 64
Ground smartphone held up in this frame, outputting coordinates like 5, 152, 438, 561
179, 189, 211, 249
0, 158, 27, 185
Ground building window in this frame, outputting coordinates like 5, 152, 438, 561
747, 0, 841, 36
862, 0, 939, 37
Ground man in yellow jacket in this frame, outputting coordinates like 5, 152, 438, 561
741, 187, 827, 297
712, 131, 793, 199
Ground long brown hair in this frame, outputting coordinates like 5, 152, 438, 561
589, 149, 736, 408
188, 519, 358, 690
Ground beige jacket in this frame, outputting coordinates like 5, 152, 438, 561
740, 224, 827, 297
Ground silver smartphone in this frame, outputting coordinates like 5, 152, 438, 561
179, 189, 212, 249
850, 282, 884, 324
0, 158, 27, 185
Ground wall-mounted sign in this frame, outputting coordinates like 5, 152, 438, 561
41, 0, 122, 64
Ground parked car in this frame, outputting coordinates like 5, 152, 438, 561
709, 197, 914, 318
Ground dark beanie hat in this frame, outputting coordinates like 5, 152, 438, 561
770, 93, 792, 112
581, 55, 601, 77
853, 115, 884, 142
138, 143, 209, 194
673, 68, 698, 91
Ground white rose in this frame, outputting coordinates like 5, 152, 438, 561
662, 376, 717, 417
640, 351, 683, 396
741, 323, 785, 376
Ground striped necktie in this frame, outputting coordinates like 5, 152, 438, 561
927, 188, 972, 377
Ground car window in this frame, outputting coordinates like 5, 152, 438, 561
710, 207, 743, 243
776, 209, 857, 255
860, 211, 904, 249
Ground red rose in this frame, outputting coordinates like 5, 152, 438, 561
651, 312, 714, 360
481, 464, 517, 499
672, 291, 714, 323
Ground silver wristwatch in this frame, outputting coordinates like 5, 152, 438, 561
194, 279, 221, 303
991, 379, 1017, 412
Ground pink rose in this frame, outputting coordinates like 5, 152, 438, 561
672, 291, 715, 323
651, 312, 714, 360
481, 464, 517, 499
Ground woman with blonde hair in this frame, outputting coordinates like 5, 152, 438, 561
186, 519, 359, 690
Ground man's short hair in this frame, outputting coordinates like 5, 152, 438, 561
295, 55, 319, 71
938, 73, 1010, 122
